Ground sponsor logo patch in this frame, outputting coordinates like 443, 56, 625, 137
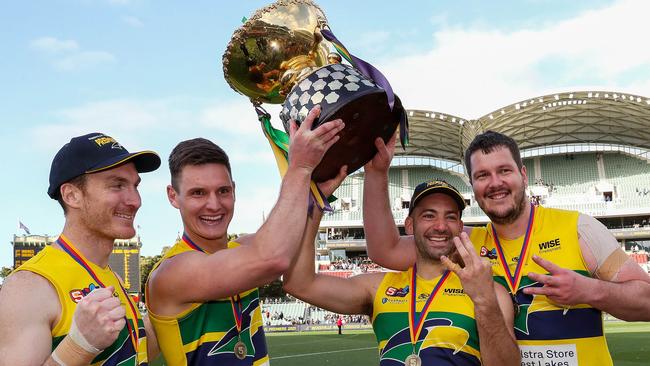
443, 288, 465, 296
480, 246, 498, 260
538, 238, 561, 252
385, 285, 409, 297
69, 283, 100, 303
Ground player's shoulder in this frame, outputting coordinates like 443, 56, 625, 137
148, 248, 202, 283
3, 269, 56, 294
0, 270, 60, 322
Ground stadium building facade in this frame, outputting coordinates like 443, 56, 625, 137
317, 90, 650, 274
10, 234, 142, 294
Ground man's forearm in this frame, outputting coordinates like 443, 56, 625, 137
362, 171, 400, 262
46, 335, 98, 366
588, 279, 650, 321
475, 295, 520, 366
283, 209, 321, 296
257, 167, 313, 262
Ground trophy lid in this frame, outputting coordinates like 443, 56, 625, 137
222, 0, 332, 104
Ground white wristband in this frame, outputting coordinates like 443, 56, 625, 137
51, 350, 68, 366
68, 317, 103, 354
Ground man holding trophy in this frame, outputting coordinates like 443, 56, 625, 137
145, 111, 345, 365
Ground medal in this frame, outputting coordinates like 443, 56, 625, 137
404, 354, 422, 366
234, 340, 248, 360
490, 204, 536, 294
407, 265, 450, 364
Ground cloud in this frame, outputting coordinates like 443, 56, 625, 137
380, 0, 650, 119
122, 15, 144, 27
356, 30, 391, 50
54, 51, 116, 71
30, 37, 79, 53
31, 99, 189, 150
199, 100, 285, 135
229, 184, 280, 235
30, 36, 116, 71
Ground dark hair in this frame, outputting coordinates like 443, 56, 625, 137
169, 138, 232, 190
464, 130, 523, 180
56, 174, 87, 215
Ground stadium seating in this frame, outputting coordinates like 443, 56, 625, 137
262, 301, 308, 326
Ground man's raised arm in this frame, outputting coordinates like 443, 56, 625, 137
283, 168, 381, 315
150, 107, 345, 303
363, 135, 416, 271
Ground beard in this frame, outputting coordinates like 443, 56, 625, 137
414, 232, 454, 262
483, 186, 528, 225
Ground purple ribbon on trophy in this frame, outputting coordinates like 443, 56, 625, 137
320, 28, 408, 148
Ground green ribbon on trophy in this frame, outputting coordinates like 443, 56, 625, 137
254, 105, 334, 210
223, 0, 408, 212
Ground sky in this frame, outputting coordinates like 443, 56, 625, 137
2, 0, 650, 268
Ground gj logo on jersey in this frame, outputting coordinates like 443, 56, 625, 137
69, 283, 100, 303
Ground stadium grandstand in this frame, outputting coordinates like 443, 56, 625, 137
316, 90, 650, 283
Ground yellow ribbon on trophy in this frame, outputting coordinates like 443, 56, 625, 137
255, 105, 333, 212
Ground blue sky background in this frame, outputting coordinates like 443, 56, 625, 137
2, 0, 650, 269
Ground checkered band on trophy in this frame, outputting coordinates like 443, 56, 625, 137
223, 0, 408, 183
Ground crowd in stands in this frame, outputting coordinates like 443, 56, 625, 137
260, 299, 371, 327
327, 256, 382, 272
534, 178, 557, 192
635, 187, 650, 197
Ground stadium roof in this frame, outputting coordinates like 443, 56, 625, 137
398, 90, 650, 164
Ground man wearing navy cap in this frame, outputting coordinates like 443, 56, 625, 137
283, 178, 519, 366
0, 133, 160, 365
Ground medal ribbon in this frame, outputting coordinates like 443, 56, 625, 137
182, 232, 206, 253
231, 294, 244, 336
182, 234, 245, 338
56, 235, 139, 353
490, 204, 536, 294
408, 265, 450, 350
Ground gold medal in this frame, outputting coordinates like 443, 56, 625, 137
404, 354, 422, 366
234, 340, 247, 360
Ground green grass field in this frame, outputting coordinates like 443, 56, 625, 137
151, 321, 650, 365
266, 322, 650, 366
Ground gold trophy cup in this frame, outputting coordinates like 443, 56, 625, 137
223, 0, 407, 183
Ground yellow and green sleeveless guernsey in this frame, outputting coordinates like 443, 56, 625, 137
470, 205, 612, 366
372, 269, 481, 366
146, 239, 269, 366
16, 242, 148, 366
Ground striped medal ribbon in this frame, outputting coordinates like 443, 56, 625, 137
56, 235, 139, 354
490, 204, 536, 294
408, 265, 450, 361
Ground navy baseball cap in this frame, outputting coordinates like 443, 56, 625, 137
409, 180, 466, 215
48, 132, 161, 199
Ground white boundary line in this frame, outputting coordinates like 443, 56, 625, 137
272, 346, 376, 359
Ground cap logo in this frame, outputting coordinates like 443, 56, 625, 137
91, 136, 123, 150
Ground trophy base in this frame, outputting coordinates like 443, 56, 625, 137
279, 63, 405, 183
312, 91, 403, 182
